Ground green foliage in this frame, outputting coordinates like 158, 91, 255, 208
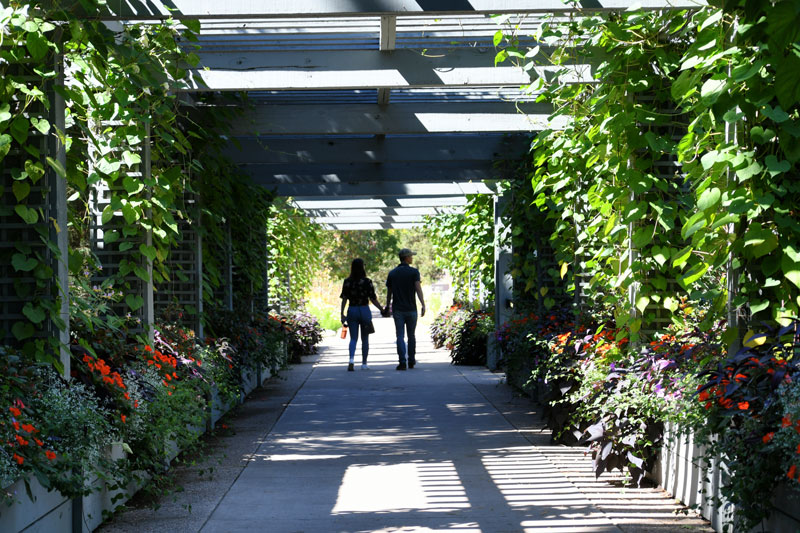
424, 194, 495, 306
267, 199, 325, 309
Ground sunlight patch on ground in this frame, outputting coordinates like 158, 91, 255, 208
332, 461, 470, 514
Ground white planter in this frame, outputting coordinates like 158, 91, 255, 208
654, 423, 800, 532
0, 476, 71, 533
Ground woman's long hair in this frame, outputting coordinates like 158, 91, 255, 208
348, 258, 367, 281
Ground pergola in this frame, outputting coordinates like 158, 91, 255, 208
98, 0, 701, 229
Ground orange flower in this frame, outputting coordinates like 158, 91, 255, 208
796, 444, 800, 454
12, 421, 19, 431
698, 391, 709, 402
13, 453, 24, 465
783, 416, 793, 428
9, 406, 21, 417
738, 402, 750, 410
144, 345, 153, 352
789, 465, 797, 479
763, 432, 775, 444
21, 423, 36, 433
120, 414, 126, 424
45, 450, 56, 461
15, 435, 28, 446
34, 438, 43, 447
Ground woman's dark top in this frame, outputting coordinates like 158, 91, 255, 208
340, 277, 377, 306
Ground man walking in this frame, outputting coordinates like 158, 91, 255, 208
385, 248, 426, 370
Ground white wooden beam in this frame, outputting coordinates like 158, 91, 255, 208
183, 48, 590, 92
292, 196, 469, 209
90, 0, 707, 20
243, 161, 501, 185
224, 135, 529, 165
226, 102, 561, 135
269, 181, 494, 197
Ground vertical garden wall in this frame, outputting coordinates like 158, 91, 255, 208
489, 1, 800, 530
0, 4, 328, 529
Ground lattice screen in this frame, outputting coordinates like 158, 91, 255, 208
88, 122, 152, 334
0, 76, 65, 347
154, 193, 203, 335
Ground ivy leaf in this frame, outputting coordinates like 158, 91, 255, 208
123, 176, 144, 194
762, 104, 790, 123
635, 295, 650, 314
125, 294, 144, 312
632, 225, 654, 248
26, 31, 48, 61
11, 321, 35, 341
672, 246, 692, 268
122, 150, 141, 167
101, 205, 114, 225
697, 187, 721, 211
139, 244, 157, 262
0, 134, 11, 160
749, 300, 770, 315
765, 155, 790, 177
11, 253, 38, 272
700, 75, 727, 105
735, 160, 762, 181
782, 255, 800, 289
12, 181, 30, 202
45, 156, 67, 179
10, 116, 29, 145
22, 302, 46, 324
0, 103, 11, 123
30, 117, 50, 135
14, 205, 38, 224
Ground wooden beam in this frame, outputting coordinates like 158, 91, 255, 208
224, 135, 529, 165
225, 102, 560, 135
292, 196, 469, 209
89, 0, 707, 20
270, 181, 493, 197
184, 45, 587, 92
243, 161, 502, 185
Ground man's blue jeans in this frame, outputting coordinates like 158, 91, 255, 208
393, 311, 417, 365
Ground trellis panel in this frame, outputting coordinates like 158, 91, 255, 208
154, 193, 203, 337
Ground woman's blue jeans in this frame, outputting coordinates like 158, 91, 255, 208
346, 305, 372, 363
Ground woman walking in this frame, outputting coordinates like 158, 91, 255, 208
340, 258, 386, 371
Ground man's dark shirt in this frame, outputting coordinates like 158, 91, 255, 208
386, 263, 420, 313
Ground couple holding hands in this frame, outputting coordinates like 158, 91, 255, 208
339, 248, 426, 372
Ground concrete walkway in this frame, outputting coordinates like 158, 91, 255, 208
100, 315, 712, 533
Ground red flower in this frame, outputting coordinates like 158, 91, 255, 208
45, 450, 56, 461
15, 435, 28, 446
789, 465, 797, 479
144, 345, 153, 352
9, 406, 21, 417
120, 414, 126, 424
21, 423, 36, 433
34, 438, 44, 447
763, 432, 775, 444
698, 391, 710, 402
13, 453, 24, 465
783, 416, 793, 428
738, 402, 750, 410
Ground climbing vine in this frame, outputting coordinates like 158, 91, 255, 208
424, 194, 495, 306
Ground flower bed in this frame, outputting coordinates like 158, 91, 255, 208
430, 305, 494, 366
0, 304, 317, 532
496, 308, 800, 532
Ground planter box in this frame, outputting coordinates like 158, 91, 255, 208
653, 423, 800, 532
0, 477, 72, 533
240, 366, 258, 397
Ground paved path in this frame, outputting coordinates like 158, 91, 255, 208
101, 316, 712, 533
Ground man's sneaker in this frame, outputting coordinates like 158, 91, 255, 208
396, 363, 407, 371
347, 363, 355, 371
408, 362, 415, 369
361, 364, 369, 370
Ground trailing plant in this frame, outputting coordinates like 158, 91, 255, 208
694, 319, 800, 531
